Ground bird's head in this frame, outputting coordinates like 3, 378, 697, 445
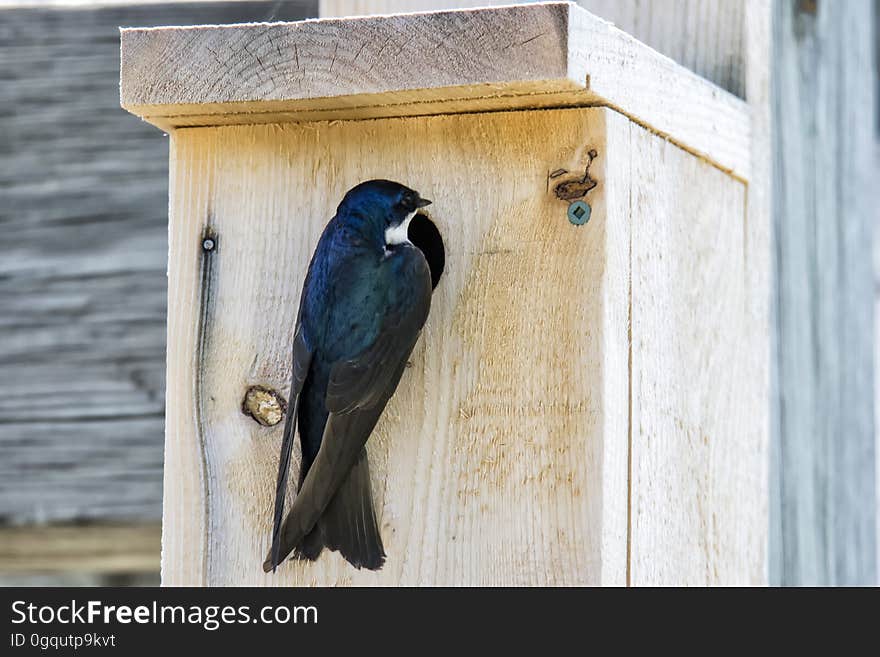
336, 180, 431, 247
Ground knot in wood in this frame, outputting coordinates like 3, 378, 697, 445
241, 385, 287, 427
554, 149, 599, 201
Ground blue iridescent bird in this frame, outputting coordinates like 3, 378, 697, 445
263, 180, 433, 572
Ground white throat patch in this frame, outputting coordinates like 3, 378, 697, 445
384, 211, 416, 246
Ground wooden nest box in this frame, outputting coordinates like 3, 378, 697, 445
121, 1, 768, 586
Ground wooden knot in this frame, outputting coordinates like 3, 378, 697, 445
553, 149, 599, 201
241, 385, 287, 427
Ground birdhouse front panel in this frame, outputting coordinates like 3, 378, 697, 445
160, 105, 759, 586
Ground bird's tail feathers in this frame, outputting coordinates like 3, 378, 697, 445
290, 450, 385, 570
319, 449, 385, 570
263, 446, 385, 572
293, 525, 324, 562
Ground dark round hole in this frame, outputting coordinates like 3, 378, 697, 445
408, 212, 445, 290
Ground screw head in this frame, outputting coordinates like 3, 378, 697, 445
567, 200, 591, 226
202, 238, 216, 251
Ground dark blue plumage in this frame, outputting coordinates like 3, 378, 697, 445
264, 180, 433, 572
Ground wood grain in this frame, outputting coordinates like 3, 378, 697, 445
320, 0, 746, 97
164, 108, 630, 585
625, 121, 762, 585
770, 0, 877, 585
0, 1, 317, 527
119, 2, 751, 179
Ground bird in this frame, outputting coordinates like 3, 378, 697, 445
263, 180, 434, 573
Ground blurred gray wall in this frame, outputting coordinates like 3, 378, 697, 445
770, 0, 878, 586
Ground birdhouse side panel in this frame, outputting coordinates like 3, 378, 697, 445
623, 120, 765, 585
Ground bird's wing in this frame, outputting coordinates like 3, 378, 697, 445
325, 291, 430, 414
264, 279, 430, 570
268, 324, 312, 571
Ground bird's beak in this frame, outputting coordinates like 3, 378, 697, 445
416, 197, 432, 208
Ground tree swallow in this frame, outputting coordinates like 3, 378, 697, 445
264, 180, 433, 572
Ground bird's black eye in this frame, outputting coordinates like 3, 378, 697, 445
399, 192, 417, 212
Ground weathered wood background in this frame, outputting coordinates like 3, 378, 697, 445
769, 0, 878, 586
0, 1, 317, 540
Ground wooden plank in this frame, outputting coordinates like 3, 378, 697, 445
626, 121, 762, 585
0, 418, 164, 524
0, 523, 160, 574
770, 0, 877, 585
163, 108, 629, 585
320, 0, 745, 97
120, 2, 751, 180
0, 1, 317, 526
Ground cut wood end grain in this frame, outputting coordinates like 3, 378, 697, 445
119, 1, 750, 179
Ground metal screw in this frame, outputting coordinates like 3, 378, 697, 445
567, 200, 591, 226
202, 238, 216, 251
